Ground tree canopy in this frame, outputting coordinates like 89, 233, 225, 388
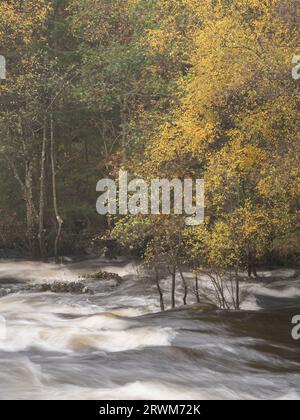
0, 1, 299, 284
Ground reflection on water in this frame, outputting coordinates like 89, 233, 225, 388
0, 258, 299, 400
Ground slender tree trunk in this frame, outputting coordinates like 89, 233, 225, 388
195, 272, 200, 303
25, 159, 36, 257
17, 118, 38, 257
248, 250, 258, 278
38, 121, 47, 259
248, 251, 252, 278
155, 267, 165, 312
220, 276, 226, 309
171, 266, 176, 309
5, 152, 37, 257
50, 114, 63, 263
236, 277, 240, 310
179, 267, 188, 306
252, 260, 258, 278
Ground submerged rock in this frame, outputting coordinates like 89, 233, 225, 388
38, 281, 92, 294
0, 288, 12, 298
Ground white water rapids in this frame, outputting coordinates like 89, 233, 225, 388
0, 258, 299, 400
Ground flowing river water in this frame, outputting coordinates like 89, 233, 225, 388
0, 258, 299, 400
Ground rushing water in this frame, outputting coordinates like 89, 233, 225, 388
0, 258, 299, 400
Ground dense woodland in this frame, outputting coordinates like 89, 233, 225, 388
0, 1, 299, 308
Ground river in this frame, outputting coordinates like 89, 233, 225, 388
0, 258, 299, 400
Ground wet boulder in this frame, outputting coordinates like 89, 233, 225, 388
0, 288, 12, 298
81, 271, 122, 283
39, 281, 91, 294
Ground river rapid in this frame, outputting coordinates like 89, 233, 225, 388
0, 258, 299, 400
